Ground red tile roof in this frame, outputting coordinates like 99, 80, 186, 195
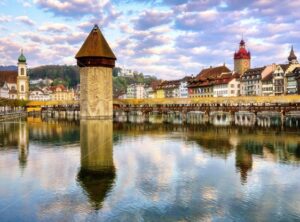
49, 84, 66, 92
156, 80, 180, 90
234, 40, 251, 60
0, 71, 17, 84
196, 65, 231, 80
261, 72, 273, 81
188, 72, 239, 88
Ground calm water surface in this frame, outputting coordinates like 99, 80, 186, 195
0, 117, 300, 222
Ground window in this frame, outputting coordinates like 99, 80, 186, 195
21, 85, 24, 92
21, 68, 24, 75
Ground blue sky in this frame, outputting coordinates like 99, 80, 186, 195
0, 0, 299, 79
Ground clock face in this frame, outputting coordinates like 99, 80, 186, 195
243, 60, 249, 67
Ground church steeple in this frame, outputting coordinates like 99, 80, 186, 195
17, 49, 29, 100
18, 49, 27, 63
288, 45, 298, 64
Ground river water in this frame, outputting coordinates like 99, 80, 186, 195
0, 117, 300, 221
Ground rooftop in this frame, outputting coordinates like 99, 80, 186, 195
75, 24, 116, 60
196, 65, 231, 80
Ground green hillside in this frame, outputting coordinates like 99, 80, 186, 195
28, 65, 157, 96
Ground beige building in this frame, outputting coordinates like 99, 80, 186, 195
49, 85, 75, 101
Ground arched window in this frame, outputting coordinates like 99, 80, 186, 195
21, 68, 24, 75
21, 85, 24, 92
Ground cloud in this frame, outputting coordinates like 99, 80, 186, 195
0, 15, 11, 23
38, 22, 70, 33
175, 9, 219, 30
16, 16, 35, 26
1, 0, 300, 79
17, 0, 32, 7
133, 9, 173, 30
34, 0, 110, 18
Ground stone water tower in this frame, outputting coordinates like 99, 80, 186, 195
75, 24, 116, 119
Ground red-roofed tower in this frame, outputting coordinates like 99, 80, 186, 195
234, 39, 251, 75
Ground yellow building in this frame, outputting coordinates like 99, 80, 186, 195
156, 89, 165, 98
49, 85, 75, 101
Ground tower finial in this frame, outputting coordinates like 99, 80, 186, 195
288, 45, 298, 64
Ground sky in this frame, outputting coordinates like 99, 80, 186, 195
0, 0, 299, 79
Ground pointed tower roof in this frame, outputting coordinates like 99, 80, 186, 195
18, 49, 26, 63
75, 25, 116, 68
234, 39, 251, 60
288, 45, 297, 62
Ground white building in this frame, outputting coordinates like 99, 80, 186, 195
118, 93, 127, 99
119, 68, 135, 77
126, 84, 145, 99
261, 64, 276, 96
30, 78, 43, 85
0, 82, 9, 98
179, 76, 192, 98
29, 88, 50, 101
227, 77, 241, 97
284, 64, 300, 94
145, 86, 156, 98
213, 72, 240, 97
240, 67, 265, 96
273, 64, 288, 95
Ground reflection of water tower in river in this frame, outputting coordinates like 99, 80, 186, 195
75, 25, 117, 209
18, 119, 29, 169
77, 120, 115, 210
235, 145, 253, 184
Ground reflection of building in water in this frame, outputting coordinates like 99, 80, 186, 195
0, 121, 19, 147
27, 116, 79, 144
0, 119, 29, 168
235, 146, 253, 184
18, 120, 29, 168
77, 120, 115, 210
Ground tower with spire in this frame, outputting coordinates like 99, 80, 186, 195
17, 49, 29, 100
288, 46, 298, 64
234, 39, 251, 75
